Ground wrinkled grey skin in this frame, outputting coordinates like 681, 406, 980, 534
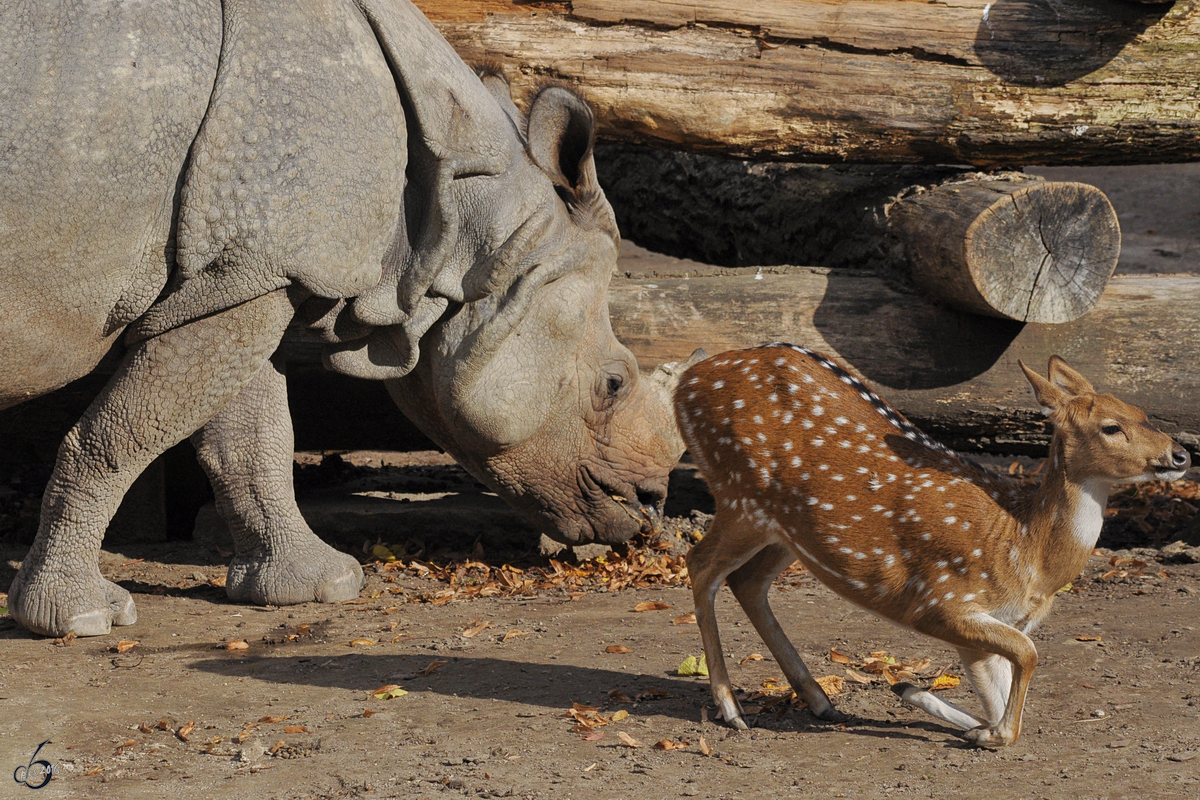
0, 0, 693, 638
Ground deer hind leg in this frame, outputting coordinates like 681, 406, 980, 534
726, 543, 844, 722
889, 646, 1007, 732
689, 510, 769, 730
913, 612, 1037, 747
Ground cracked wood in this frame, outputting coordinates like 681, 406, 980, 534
416, 0, 1200, 166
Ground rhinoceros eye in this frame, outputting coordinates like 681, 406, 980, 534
606, 375, 624, 397
595, 365, 630, 412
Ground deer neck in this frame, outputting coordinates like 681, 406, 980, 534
1020, 438, 1111, 591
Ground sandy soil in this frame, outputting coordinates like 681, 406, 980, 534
3, 454, 1200, 800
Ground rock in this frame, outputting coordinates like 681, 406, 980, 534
1160, 541, 1200, 564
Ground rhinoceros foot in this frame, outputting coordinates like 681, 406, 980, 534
225, 536, 363, 606
8, 567, 137, 638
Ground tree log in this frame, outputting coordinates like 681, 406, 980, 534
889, 179, 1119, 322
605, 265, 1200, 452
416, 0, 1200, 166
596, 147, 1119, 322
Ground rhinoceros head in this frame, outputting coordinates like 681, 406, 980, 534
382, 80, 698, 546
309, 14, 697, 545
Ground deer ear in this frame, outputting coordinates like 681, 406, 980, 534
1020, 359, 1070, 417
1046, 355, 1095, 396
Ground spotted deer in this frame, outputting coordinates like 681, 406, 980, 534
674, 344, 1190, 747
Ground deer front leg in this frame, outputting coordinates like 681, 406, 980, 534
726, 543, 844, 722
890, 646, 1009, 731
689, 511, 766, 731
918, 612, 1037, 747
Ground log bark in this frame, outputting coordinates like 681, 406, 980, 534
605, 265, 1200, 452
416, 0, 1200, 166
596, 147, 1119, 322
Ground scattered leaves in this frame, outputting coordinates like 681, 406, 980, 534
54, 631, 77, 647
633, 601, 671, 612
501, 629, 530, 642
829, 647, 851, 665
415, 660, 447, 677
461, 619, 491, 638
580, 729, 605, 742
844, 668, 874, 684
699, 736, 712, 756
112, 640, 139, 654
617, 731, 643, 748
816, 675, 845, 696
223, 640, 249, 651
655, 739, 689, 751
605, 645, 633, 655
610, 709, 629, 722
930, 674, 961, 691
677, 655, 708, 677
1076, 635, 1103, 642
371, 685, 408, 700
348, 638, 376, 647
740, 653, 764, 665
176, 721, 195, 742
281, 725, 310, 734
259, 715, 289, 724
672, 613, 697, 625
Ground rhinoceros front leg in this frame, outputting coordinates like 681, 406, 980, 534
191, 357, 363, 606
7, 289, 299, 638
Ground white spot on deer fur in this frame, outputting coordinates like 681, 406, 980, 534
980, 572, 989, 579
944, 516, 957, 525
945, 502, 955, 509
839, 547, 853, 554
733, 399, 744, 409
944, 592, 955, 600
713, 380, 724, 389
854, 552, 866, 559
846, 494, 857, 501
937, 574, 949, 583
961, 521, 971, 531
920, 533, 932, 540
884, 554, 896, 567
807, 497, 820, 505
819, 464, 830, 471
813, 405, 824, 416
851, 514, 863, 521
821, 503, 834, 511
757, 432, 767, 443
962, 593, 976, 602
849, 579, 867, 590
972, 549, 983, 558
801, 419, 815, 429
827, 536, 839, 543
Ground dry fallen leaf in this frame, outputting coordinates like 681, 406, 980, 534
678, 654, 709, 676
112, 640, 139, 654
617, 731, 643, 748
580, 729, 605, 742
223, 640, 249, 651
281, 725, 310, 734
844, 668, 874, 684
268, 741, 285, 756
348, 638, 376, 647
85, 767, 103, 776
816, 675, 844, 696
930, 674, 961, 691
360, 708, 376, 718
829, 647, 851, 665
672, 613, 697, 625
610, 709, 629, 723
176, 721, 195, 742
259, 715, 289, 724
461, 619, 491, 638
416, 660, 447, 677
501, 629, 530, 642
1076, 635, 1103, 642
605, 645, 633, 655
607, 690, 632, 704
740, 653, 764, 665
54, 632, 77, 647
137, 721, 153, 734
633, 601, 671, 612
371, 685, 409, 700
699, 736, 712, 756
654, 739, 689, 751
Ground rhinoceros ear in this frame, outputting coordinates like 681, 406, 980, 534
526, 86, 598, 201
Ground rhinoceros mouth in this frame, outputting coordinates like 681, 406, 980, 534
578, 466, 663, 535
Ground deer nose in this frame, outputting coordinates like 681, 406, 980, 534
1171, 446, 1191, 470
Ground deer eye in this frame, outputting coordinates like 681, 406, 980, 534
1101, 424, 1123, 436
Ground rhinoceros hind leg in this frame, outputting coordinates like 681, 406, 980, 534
8, 569, 137, 638
192, 357, 364, 607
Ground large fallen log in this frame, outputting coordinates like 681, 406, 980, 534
595, 147, 1121, 323
416, 0, 1200, 166
605, 264, 1200, 452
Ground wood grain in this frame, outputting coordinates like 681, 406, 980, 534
417, 0, 1200, 166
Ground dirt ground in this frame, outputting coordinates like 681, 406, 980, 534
3, 452, 1200, 800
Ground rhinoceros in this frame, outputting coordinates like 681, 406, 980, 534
1, 0, 697, 637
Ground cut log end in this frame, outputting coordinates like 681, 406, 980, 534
892, 179, 1119, 324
